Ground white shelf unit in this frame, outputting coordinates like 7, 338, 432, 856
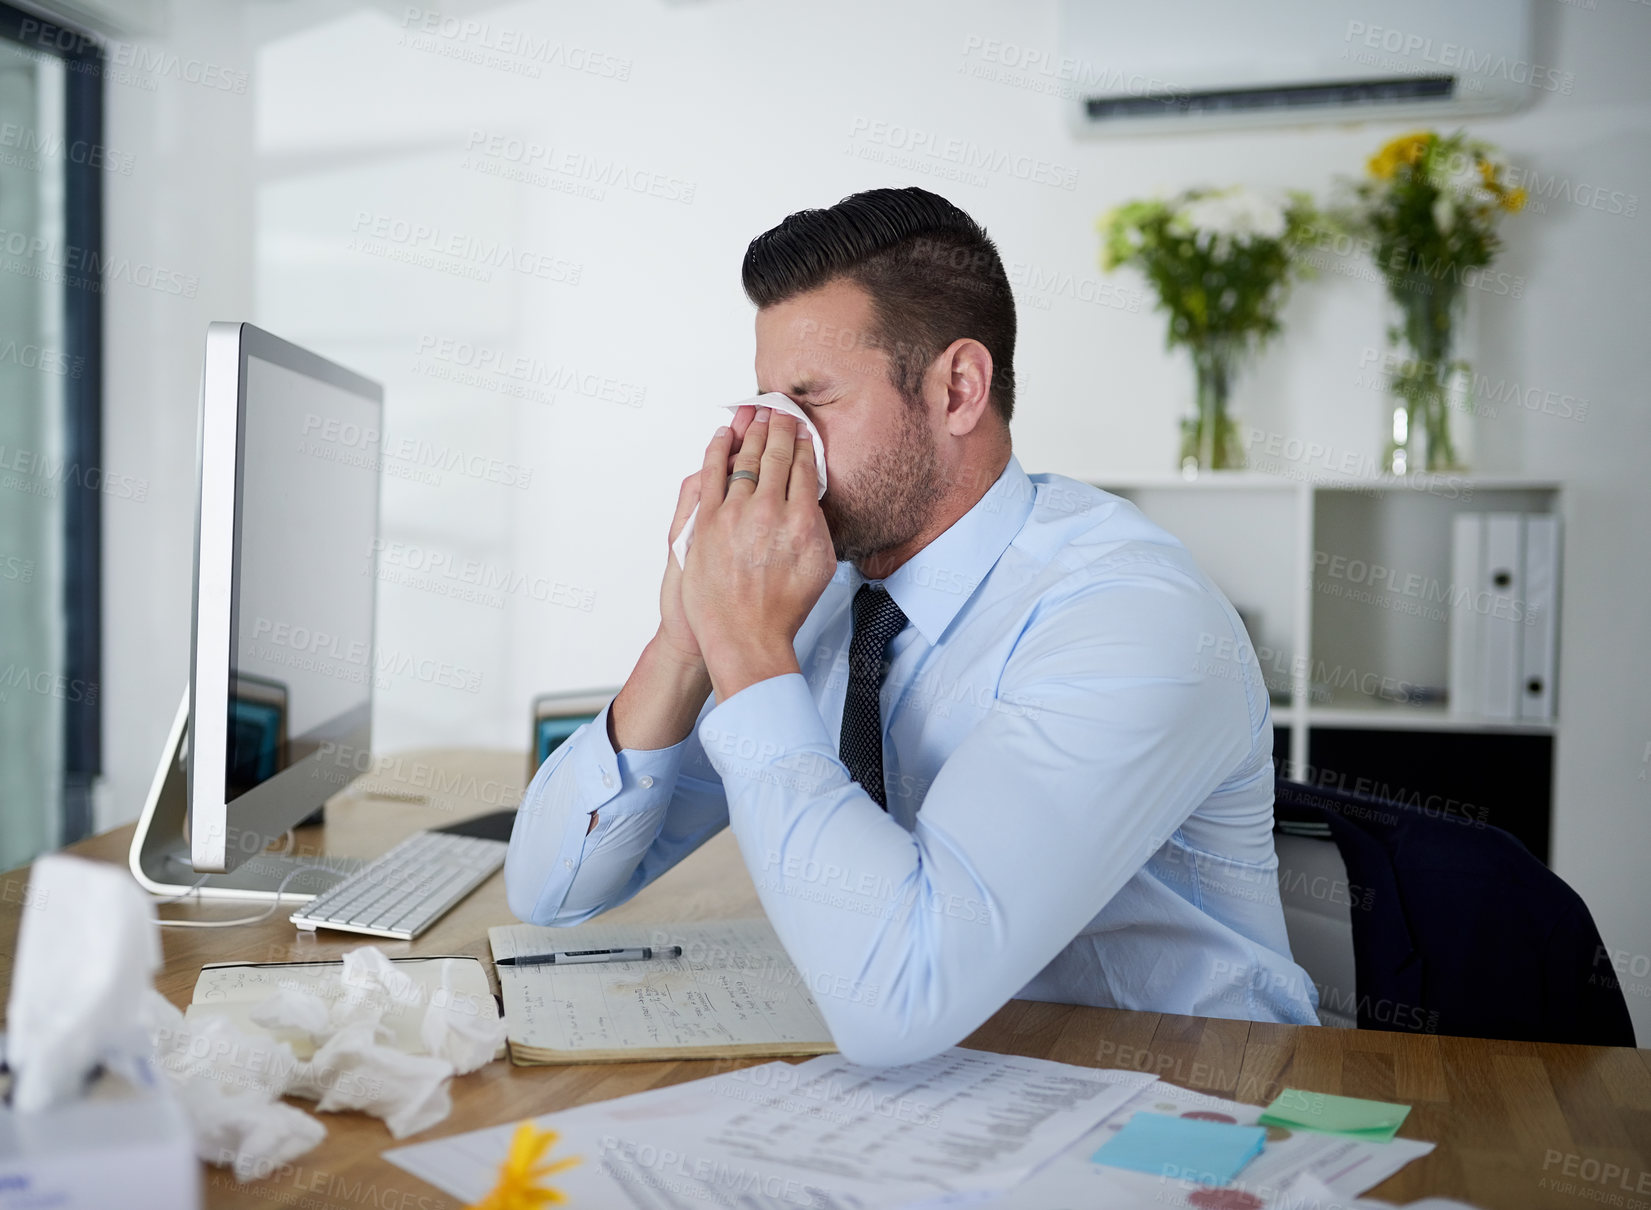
1088, 472, 1564, 779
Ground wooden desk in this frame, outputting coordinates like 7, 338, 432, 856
2, 749, 1648, 1210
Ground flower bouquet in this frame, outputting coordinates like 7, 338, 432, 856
1100, 186, 1320, 471
1337, 130, 1526, 473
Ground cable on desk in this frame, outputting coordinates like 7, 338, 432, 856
149, 829, 296, 906
151, 832, 325, 929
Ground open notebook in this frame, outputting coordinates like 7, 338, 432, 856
488, 917, 838, 1064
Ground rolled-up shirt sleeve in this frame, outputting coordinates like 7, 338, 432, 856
504, 695, 729, 925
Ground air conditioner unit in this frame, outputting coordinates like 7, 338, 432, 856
1060, 0, 1546, 137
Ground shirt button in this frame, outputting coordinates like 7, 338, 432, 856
602, 772, 614, 788
563, 858, 574, 870
639, 775, 654, 789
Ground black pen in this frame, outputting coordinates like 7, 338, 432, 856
497, 945, 684, 967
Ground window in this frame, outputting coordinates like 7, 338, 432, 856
0, 2, 102, 865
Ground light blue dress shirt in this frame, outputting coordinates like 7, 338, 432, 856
505, 453, 1320, 1065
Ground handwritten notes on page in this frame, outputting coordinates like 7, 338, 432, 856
488, 917, 837, 1063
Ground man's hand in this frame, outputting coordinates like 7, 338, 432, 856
601, 406, 804, 832
657, 472, 710, 667
680, 406, 837, 702
656, 404, 762, 667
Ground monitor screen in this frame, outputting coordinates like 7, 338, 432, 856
225, 350, 380, 801
226, 673, 288, 799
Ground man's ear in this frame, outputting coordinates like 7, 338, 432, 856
933, 338, 994, 437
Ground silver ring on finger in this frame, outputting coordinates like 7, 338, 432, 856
727, 469, 760, 489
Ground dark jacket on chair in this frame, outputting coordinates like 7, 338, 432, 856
1275, 777, 1635, 1047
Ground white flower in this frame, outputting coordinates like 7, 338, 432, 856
1429, 145, 1480, 196
1432, 195, 1455, 234
1174, 187, 1289, 243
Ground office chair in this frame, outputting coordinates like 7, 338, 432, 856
1271, 826, 1359, 1028
1273, 775, 1636, 1047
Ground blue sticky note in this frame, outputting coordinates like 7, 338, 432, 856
1090, 1111, 1267, 1187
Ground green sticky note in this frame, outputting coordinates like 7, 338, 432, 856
1258, 1089, 1411, 1142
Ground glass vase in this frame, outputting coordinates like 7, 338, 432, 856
1384, 282, 1469, 475
1180, 338, 1245, 473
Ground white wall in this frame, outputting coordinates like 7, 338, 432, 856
99, 0, 1651, 1037
99, 0, 254, 845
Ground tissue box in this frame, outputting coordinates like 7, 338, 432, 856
0, 1061, 199, 1210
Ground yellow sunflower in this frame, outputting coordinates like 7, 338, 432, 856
467, 1122, 582, 1210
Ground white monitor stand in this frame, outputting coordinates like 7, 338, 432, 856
128, 692, 365, 902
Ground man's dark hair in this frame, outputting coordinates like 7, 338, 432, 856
742, 187, 1017, 426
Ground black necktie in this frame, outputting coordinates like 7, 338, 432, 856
839, 584, 909, 811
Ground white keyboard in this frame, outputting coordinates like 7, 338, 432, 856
290, 830, 508, 940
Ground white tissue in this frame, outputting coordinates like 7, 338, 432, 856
249, 946, 455, 1138
305, 1023, 454, 1139
173, 1075, 328, 1183
326, 946, 418, 1041
250, 987, 332, 1044
147, 943, 501, 1173
5, 854, 163, 1114
156, 1004, 302, 1100
246, 946, 501, 1071
671, 392, 830, 569
341, 945, 422, 1008
148, 988, 329, 1181
420, 965, 510, 1074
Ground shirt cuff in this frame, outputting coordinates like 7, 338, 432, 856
576, 699, 692, 818
697, 673, 841, 799
514, 699, 693, 920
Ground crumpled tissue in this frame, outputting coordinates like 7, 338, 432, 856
342, 945, 422, 1008
5, 853, 163, 1113
249, 944, 506, 1074
4, 856, 199, 1210
420, 962, 509, 1074
148, 990, 326, 1182
149, 942, 508, 1175
301, 1022, 452, 1139
238, 945, 506, 1138
7, 856, 505, 1182
3, 853, 318, 1187
248, 986, 331, 1041
671, 392, 830, 569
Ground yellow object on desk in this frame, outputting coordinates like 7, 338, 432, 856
466, 1122, 581, 1210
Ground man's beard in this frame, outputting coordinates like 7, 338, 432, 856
820, 398, 947, 565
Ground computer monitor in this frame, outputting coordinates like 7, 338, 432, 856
130, 322, 382, 899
